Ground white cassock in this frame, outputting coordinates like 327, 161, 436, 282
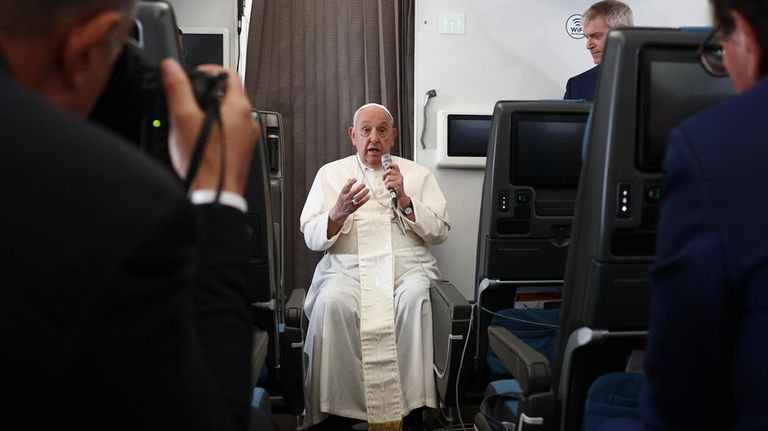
299, 154, 450, 429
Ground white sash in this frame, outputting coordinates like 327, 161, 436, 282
357, 214, 403, 431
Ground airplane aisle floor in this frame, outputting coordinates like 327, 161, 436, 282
272, 404, 480, 431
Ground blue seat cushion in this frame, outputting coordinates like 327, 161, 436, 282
251, 387, 271, 414
487, 379, 523, 417
582, 372, 645, 431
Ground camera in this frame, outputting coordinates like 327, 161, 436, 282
90, 1, 226, 170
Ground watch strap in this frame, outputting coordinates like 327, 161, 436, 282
399, 200, 414, 216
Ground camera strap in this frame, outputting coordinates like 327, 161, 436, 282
183, 104, 224, 199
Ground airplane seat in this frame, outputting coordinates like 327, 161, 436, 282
474, 27, 735, 431
247, 111, 305, 416
428, 100, 589, 425
465, 99, 589, 431
474, 325, 555, 430
474, 99, 591, 387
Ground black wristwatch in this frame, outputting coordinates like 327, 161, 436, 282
399, 200, 414, 216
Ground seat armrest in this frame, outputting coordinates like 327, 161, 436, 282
430, 279, 472, 407
488, 325, 551, 394
430, 279, 470, 312
285, 288, 305, 328
430, 279, 472, 378
280, 288, 306, 414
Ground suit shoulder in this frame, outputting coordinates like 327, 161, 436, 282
570, 65, 600, 82
668, 79, 768, 190
676, 79, 768, 147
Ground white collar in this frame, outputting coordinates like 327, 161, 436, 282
355, 153, 384, 172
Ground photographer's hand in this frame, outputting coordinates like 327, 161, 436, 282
160, 59, 259, 196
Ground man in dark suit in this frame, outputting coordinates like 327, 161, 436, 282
564, 0, 633, 101
0, 1, 273, 429
625, 0, 768, 429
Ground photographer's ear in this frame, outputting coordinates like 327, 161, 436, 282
59, 10, 127, 113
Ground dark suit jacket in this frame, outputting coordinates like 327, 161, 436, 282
0, 53, 254, 430
564, 65, 600, 102
638, 76, 768, 429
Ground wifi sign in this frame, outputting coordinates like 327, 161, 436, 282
566, 14, 585, 39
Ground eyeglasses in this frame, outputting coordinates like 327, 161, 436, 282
696, 26, 728, 77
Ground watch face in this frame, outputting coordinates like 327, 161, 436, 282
403, 205, 413, 215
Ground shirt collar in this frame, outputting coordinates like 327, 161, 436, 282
355, 153, 388, 172
355, 153, 375, 172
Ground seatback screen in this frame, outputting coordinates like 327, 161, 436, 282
637, 47, 734, 172
511, 112, 587, 187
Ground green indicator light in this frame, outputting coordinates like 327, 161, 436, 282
152, 119, 162, 128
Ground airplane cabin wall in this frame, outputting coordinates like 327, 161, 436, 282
415, 0, 712, 298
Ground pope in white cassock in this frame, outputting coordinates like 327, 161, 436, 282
299, 103, 450, 431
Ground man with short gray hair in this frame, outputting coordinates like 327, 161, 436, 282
564, 0, 634, 101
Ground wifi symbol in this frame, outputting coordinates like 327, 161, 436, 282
566, 14, 585, 39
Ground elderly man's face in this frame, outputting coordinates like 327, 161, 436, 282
349, 107, 398, 169
585, 16, 610, 64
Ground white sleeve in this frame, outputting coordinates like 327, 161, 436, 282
299, 166, 352, 251
401, 168, 450, 245
190, 189, 248, 213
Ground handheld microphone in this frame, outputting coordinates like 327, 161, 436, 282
381, 154, 397, 197
381, 153, 398, 211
